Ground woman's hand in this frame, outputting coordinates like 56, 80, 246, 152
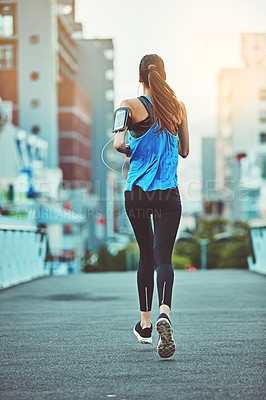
177, 101, 189, 158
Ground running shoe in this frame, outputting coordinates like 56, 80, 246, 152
155, 313, 176, 358
133, 321, 153, 344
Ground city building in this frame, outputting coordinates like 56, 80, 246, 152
58, 80, 92, 188
0, 97, 88, 269
215, 33, 266, 220
201, 137, 223, 217
0, 0, 59, 166
77, 38, 127, 243
0, 0, 93, 187
0, 0, 128, 250
0, 0, 100, 254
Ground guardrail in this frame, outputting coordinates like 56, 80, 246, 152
248, 224, 266, 275
0, 225, 49, 289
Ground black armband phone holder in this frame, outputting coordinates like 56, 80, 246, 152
112, 107, 130, 133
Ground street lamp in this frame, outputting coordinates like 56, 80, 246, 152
235, 152, 247, 221
178, 232, 232, 270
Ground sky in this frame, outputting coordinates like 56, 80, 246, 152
75, 0, 266, 200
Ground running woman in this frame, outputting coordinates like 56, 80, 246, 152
113, 54, 189, 359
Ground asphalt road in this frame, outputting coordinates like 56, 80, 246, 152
0, 269, 265, 400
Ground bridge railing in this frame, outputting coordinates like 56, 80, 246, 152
248, 223, 266, 275
0, 225, 49, 289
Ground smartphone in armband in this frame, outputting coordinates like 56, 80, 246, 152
112, 107, 130, 133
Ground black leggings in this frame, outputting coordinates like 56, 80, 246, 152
124, 184, 182, 311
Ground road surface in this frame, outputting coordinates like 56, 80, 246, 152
0, 269, 265, 400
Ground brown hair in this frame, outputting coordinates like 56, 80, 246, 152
139, 54, 182, 136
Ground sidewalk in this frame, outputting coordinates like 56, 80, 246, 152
0, 269, 265, 400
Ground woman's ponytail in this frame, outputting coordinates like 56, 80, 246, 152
139, 55, 182, 136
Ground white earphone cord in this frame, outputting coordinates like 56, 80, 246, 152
100, 136, 127, 176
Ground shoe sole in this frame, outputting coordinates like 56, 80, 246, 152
133, 327, 153, 344
156, 318, 175, 359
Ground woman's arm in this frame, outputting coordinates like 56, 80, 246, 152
177, 101, 189, 158
113, 100, 131, 155
113, 129, 128, 154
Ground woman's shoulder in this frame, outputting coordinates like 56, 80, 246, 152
120, 97, 152, 122
178, 100, 187, 114
120, 98, 142, 109
178, 100, 186, 113
172, 100, 187, 127
178, 100, 187, 124
119, 98, 140, 118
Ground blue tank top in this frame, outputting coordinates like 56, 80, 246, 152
125, 95, 179, 191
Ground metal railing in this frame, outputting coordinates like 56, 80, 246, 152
248, 224, 266, 275
0, 225, 49, 289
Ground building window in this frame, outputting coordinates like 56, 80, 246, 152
26, 143, 33, 162
105, 69, 114, 81
259, 89, 266, 101
0, 4, 15, 37
203, 199, 213, 215
31, 126, 40, 134
260, 133, 266, 143
30, 71, 40, 80
105, 89, 114, 102
257, 154, 266, 179
260, 111, 266, 123
30, 99, 40, 108
29, 34, 40, 44
103, 49, 114, 60
106, 111, 113, 120
16, 139, 23, 160
0, 44, 15, 68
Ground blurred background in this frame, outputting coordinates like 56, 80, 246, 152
0, 0, 265, 287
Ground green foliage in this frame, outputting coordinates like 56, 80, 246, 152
173, 241, 200, 269
194, 218, 228, 238
206, 241, 222, 269
172, 253, 194, 270
81, 245, 127, 273
217, 233, 249, 269
97, 245, 111, 271
232, 221, 249, 234
81, 218, 249, 272
80, 249, 98, 273
174, 218, 249, 270
113, 248, 127, 271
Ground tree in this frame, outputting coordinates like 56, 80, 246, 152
174, 218, 249, 269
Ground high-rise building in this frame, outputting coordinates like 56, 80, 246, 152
0, 0, 92, 189
241, 33, 266, 68
77, 38, 126, 242
0, 0, 103, 255
216, 33, 266, 220
202, 137, 223, 217
0, 0, 58, 166
57, 4, 92, 188
0, 0, 126, 247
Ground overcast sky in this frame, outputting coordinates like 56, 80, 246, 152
75, 0, 266, 199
